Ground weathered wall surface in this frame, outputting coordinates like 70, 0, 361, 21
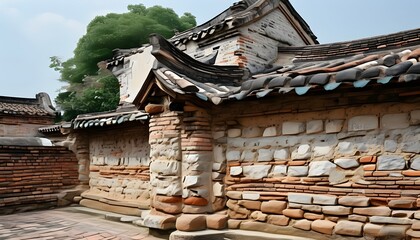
212, 101, 420, 238
0, 116, 54, 137
80, 124, 151, 214
0, 146, 79, 214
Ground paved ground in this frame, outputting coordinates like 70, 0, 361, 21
0, 207, 164, 240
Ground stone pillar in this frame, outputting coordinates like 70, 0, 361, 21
144, 111, 183, 230
61, 132, 90, 186
181, 108, 214, 214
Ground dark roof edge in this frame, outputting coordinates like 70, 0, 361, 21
279, 28, 420, 61
281, 0, 318, 44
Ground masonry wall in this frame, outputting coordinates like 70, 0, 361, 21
80, 124, 151, 214
212, 100, 420, 239
0, 115, 54, 137
0, 146, 79, 214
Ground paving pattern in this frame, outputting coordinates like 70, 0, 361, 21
0, 208, 163, 240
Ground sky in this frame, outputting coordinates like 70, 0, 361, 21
0, 0, 419, 103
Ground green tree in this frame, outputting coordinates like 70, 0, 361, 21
52, 4, 196, 121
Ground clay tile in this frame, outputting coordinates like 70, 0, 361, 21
360, 66, 382, 79
309, 73, 330, 85
335, 68, 362, 82
290, 75, 308, 87
382, 54, 399, 67
406, 62, 420, 74
267, 76, 291, 88
385, 61, 413, 76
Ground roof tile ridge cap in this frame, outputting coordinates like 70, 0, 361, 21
292, 54, 380, 75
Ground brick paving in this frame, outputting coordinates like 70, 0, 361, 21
0, 208, 164, 240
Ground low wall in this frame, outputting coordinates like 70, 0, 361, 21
79, 124, 151, 215
0, 146, 79, 214
213, 102, 420, 238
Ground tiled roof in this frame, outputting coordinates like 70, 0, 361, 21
73, 110, 149, 129
170, 0, 317, 46
38, 125, 62, 133
150, 28, 420, 105
0, 93, 56, 117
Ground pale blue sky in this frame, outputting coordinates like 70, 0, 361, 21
0, 0, 419, 103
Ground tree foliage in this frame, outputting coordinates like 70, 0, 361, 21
52, 4, 196, 121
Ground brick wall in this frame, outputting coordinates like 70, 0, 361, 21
0, 115, 54, 137
0, 146, 79, 214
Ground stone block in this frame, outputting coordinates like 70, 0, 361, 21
227, 219, 242, 229
301, 204, 322, 213
313, 145, 333, 158
377, 155, 406, 170
334, 158, 359, 169
263, 126, 277, 137
291, 144, 311, 160
353, 207, 391, 216
392, 210, 415, 218
228, 129, 241, 138
242, 127, 262, 138
402, 141, 420, 154
338, 196, 370, 207
288, 193, 313, 204
260, 200, 287, 214
176, 214, 207, 231
306, 120, 324, 134
308, 161, 336, 177
411, 110, 420, 125
311, 219, 336, 235
322, 206, 351, 215
143, 210, 177, 230
413, 220, 420, 230
213, 131, 225, 140
412, 156, 420, 170
242, 165, 271, 179
304, 212, 324, 220
269, 165, 287, 177
250, 211, 268, 221
369, 216, 413, 225
267, 215, 290, 226
213, 182, 224, 197
282, 209, 304, 218
325, 120, 344, 133
363, 223, 382, 237
336, 141, 354, 155
238, 200, 261, 210
312, 194, 337, 205
226, 191, 242, 200
388, 199, 416, 209
274, 149, 289, 160
348, 115, 378, 131
230, 166, 242, 176
287, 166, 308, 177
241, 150, 257, 162
282, 122, 305, 135
348, 214, 368, 222
213, 145, 226, 163
257, 149, 274, 162
293, 219, 312, 231
384, 140, 398, 152
206, 214, 228, 230
381, 113, 410, 129
183, 175, 203, 188
407, 229, 420, 238
226, 150, 241, 161
334, 220, 363, 236
184, 197, 208, 206
242, 192, 260, 200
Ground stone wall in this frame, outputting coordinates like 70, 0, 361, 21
212, 102, 420, 238
0, 146, 79, 214
80, 124, 151, 214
